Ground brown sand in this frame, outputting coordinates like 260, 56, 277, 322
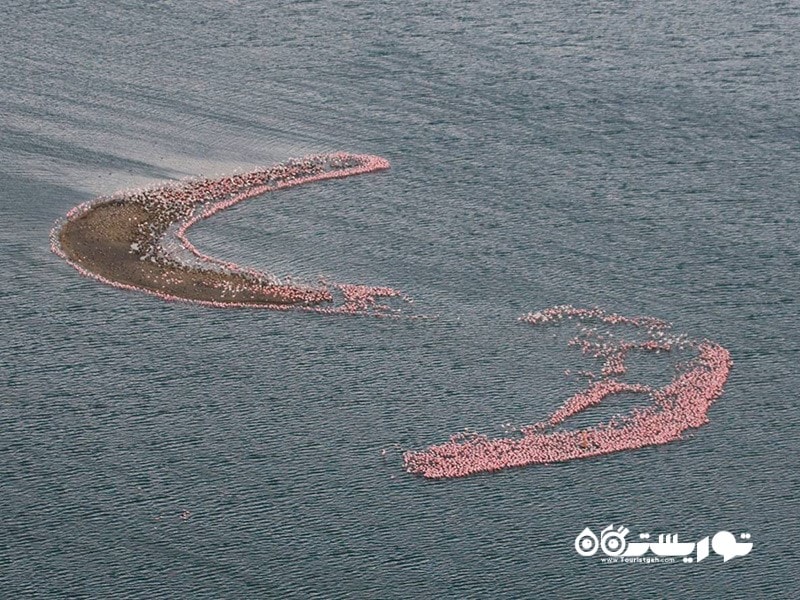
58, 200, 312, 306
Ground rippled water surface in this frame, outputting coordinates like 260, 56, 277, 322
1, 1, 798, 598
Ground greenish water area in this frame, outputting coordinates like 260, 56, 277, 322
1, 1, 797, 598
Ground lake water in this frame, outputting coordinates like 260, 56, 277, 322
1, 1, 798, 598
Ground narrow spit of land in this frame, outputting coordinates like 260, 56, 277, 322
52, 153, 399, 311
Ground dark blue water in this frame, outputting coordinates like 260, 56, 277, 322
2, 1, 798, 598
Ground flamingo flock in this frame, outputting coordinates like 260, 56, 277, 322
51, 156, 733, 479
403, 306, 732, 478
51, 153, 408, 315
